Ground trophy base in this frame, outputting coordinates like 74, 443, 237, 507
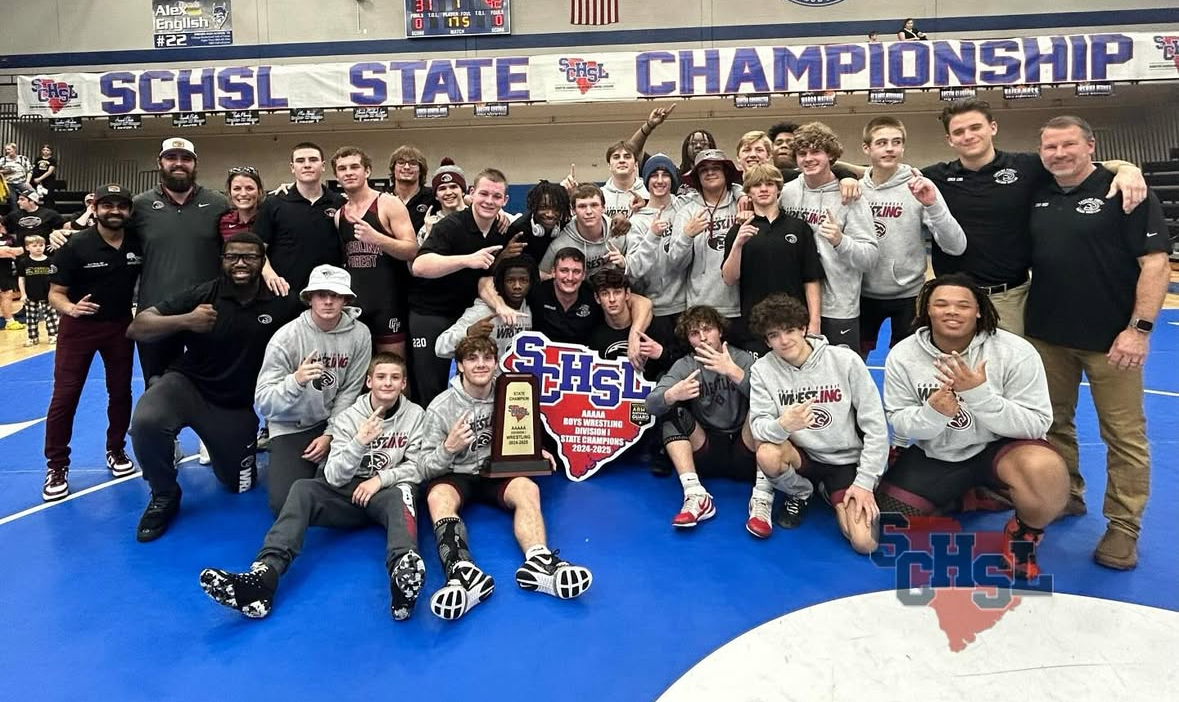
482, 459, 553, 478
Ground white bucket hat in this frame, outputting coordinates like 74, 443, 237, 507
299, 265, 356, 302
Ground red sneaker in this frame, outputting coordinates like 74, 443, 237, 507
672, 493, 716, 528
745, 495, 773, 539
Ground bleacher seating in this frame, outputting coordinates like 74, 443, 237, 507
1144, 151, 1179, 262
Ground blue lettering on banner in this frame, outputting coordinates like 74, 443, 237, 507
636, 52, 676, 95
455, 58, 493, 102
257, 67, 288, 108
100, 73, 136, 114
389, 61, 428, 104
349, 63, 387, 105
824, 45, 865, 90
933, 42, 976, 86
496, 57, 529, 101
421, 61, 463, 103
679, 50, 721, 95
218, 68, 254, 110
139, 70, 175, 112
723, 48, 769, 93
771, 46, 822, 91
176, 68, 214, 112
979, 40, 1021, 83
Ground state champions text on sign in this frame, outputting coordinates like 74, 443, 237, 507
17, 33, 1179, 117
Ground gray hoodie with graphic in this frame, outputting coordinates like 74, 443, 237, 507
626, 197, 689, 314
883, 327, 1052, 462
413, 374, 497, 482
749, 336, 888, 491
435, 298, 533, 359
602, 178, 650, 218
779, 177, 878, 319
668, 184, 744, 317
645, 344, 756, 432
539, 217, 628, 279
254, 307, 372, 439
860, 166, 967, 299
322, 394, 426, 489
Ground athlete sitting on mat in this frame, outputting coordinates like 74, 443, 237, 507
879, 273, 1069, 579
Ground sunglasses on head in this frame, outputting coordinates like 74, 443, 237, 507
228, 166, 258, 176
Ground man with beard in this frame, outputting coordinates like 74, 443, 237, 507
130, 138, 227, 383
253, 142, 346, 298
127, 233, 300, 542
333, 147, 418, 359
254, 265, 373, 514
389, 145, 439, 234
40, 185, 143, 501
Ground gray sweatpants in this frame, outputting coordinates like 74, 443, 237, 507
265, 423, 327, 516
256, 476, 419, 575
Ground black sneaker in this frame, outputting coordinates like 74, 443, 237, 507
42, 466, 69, 502
776, 494, 809, 529
136, 489, 182, 543
389, 551, 425, 621
199, 562, 278, 619
515, 550, 593, 599
105, 449, 136, 478
429, 561, 495, 621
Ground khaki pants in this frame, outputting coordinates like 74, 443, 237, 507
1028, 337, 1150, 536
989, 281, 1029, 337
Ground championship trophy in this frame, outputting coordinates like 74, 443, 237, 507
484, 372, 553, 477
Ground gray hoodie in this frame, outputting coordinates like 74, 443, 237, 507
883, 327, 1052, 462
602, 178, 650, 218
415, 374, 497, 482
748, 336, 888, 491
626, 197, 689, 314
254, 307, 372, 439
779, 177, 878, 319
435, 298, 533, 359
538, 217, 628, 279
322, 393, 426, 489
646, 344, 755, 432
668, 184, 744, 317
860, 166, 967, 299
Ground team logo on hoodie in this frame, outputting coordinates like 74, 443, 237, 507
808, 406, 833, 430
948, 407, 973, 431
502, 331, 655, 481
312, 370, 336, 391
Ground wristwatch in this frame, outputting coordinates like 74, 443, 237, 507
1128, 318, 1154, 334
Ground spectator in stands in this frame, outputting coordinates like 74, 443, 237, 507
1, 143, 32, 211
897, 18, 928, 41
31, 145, 58, 208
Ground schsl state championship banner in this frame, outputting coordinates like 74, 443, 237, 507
18, 33, 1179, 117
500, 332, 655, 482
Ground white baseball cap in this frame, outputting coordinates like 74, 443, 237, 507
159, 137, 197, 158
300, 265, 356, 302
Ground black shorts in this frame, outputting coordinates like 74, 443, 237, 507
859, 296, 917, 353
798, 452, 858, 503
357, 301, 406, 345
428, 473, 514, 511
879, 438, 1054, 513
695, 428, 757, 482
821, 316, 860, 354
0, 266, 17, 293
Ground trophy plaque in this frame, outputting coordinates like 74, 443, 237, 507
484, 372, 553, 477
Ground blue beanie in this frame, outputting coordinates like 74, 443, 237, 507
642, 153, 680, 192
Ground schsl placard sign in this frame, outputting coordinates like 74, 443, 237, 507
16, 33, 1179, 117
500, 332, 654, 482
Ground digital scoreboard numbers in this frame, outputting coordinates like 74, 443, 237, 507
406, 0, 510, 38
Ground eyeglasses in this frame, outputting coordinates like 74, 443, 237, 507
228, 166, 258, 176
221, 253, 263, 263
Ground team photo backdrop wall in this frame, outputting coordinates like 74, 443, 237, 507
17, 33, 1179, 117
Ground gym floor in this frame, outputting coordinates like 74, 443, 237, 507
0, 307, 1175, 702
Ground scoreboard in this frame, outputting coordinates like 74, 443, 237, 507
405, 0, 511, 38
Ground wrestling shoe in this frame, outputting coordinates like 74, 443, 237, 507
515, 550, 593, 599
776, 493, 809, 529
672, 492, 716, 528
199, 562, 277, 619
1001, 517, 1044, 581
429, 561, 496, 621
136, 489, 182, 542
745, 494, 773, 539
389, 551, 425, 621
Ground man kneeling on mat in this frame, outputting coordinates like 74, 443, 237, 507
421, 335, 592, 621
198, 353, 428, 620
880, 273, 1069, 579
747, 293, 886, 551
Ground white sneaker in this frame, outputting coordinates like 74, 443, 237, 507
746, 494, 774, 539
198, 440, 211, 465
671, 492, 716, 528
429, 562, 495, 621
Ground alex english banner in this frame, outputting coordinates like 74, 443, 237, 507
18, 33, 1179, 117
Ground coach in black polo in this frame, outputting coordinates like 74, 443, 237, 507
253, 142, 345, 296
922, 99, 1146, 336
1025, 116, 1170, 572
127, 232, 300, 543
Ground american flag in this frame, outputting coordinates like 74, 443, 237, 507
570, 0, 619, 25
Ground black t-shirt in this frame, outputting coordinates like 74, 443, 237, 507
588, 322, 630, 360
723, 208, 824, 319
253, 185, 344, 294
3, 206, 65, 242
505, 212, 560, 265
410, 208, 509, 318
154, 278, 301, 408
32, 156, 57, 186
49, 228, 144, 321
922, 150, 1051, 286
1026, 169, 1170, 352
528, 280, 603, 343
400, 186, 439, 234
16, 254, 53, 301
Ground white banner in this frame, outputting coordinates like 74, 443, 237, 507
17, 33, 1179, 118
